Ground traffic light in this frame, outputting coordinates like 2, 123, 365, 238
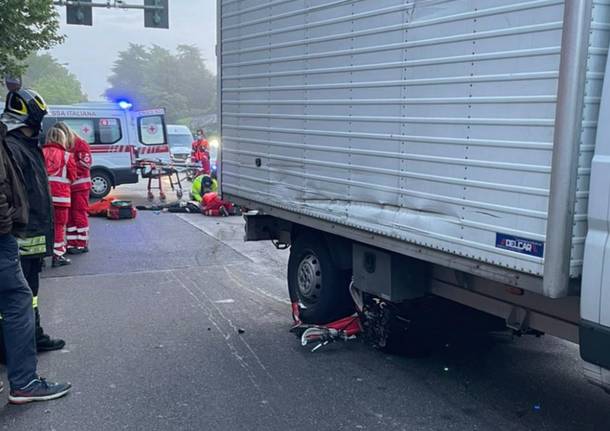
66, 0, 92, 26
144, 0, 169, 29
57, 0, 168, 29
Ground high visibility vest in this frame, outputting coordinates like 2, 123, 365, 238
191, 175, 218, 202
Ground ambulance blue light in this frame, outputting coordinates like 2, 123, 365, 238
118, 100, 133, 110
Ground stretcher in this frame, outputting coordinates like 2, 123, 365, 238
134, 158, 200, 201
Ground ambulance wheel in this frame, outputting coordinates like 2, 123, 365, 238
288, 234, 353, 324
90, 171, 112, 199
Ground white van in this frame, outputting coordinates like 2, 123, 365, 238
44, 102, 170, 198
166, 124, 194, 161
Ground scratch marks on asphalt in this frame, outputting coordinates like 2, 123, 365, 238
222, 266, 291, 306
169, 270, 292, 429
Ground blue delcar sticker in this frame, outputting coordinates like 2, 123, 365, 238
495, 233, 544, 258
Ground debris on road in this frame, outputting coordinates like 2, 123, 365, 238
214, 299, 235, 304
292, 314, 361, 352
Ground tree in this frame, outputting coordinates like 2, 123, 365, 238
23, 53, 87, 104
0, 0, 64, 78
105, 44, 216, 123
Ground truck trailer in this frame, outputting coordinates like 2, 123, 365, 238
217, 0, 610, 391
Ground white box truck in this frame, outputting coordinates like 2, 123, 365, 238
217, 0, 610, 391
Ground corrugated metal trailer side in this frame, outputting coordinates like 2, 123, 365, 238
218, 0, 610, 298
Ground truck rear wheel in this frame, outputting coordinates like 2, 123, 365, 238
90, 170, 113, 199
288, 234, 353, 324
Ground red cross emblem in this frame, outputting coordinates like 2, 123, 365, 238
82, 126, 91, 135
147, 124, 158, 134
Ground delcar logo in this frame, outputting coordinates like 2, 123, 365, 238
495, 233, 544, 258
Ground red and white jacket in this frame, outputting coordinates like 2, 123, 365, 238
191, 138, 209, 162
43, 142, 77, 207
71, 136, 92, 192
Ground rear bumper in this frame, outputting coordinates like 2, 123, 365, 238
112, 168, 139, 186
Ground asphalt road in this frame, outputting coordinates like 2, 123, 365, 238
1, 184, 609, 430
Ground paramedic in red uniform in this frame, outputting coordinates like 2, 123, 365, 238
201, 192, 235, 217
43, 127, 76, 267
192, 129, 210, 174
56, 123, 92, 254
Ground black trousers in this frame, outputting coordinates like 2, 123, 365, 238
20, 256, 43, 298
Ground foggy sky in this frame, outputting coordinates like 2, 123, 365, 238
50, 1, 217, 101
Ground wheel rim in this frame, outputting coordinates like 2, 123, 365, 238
91, 176, 108, 195
297, 253, 322, 303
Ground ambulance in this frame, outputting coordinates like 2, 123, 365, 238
43, 101, 170, 198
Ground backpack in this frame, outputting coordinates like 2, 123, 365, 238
107, 200, 137, 220
88, 197, 114, 217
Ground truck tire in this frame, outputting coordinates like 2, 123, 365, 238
90, 170, 113, 199
288, 234, 353, 324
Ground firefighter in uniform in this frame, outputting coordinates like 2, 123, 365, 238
0, 89, 71, 404
2, 88, 66, 352
56, 123, 92, 254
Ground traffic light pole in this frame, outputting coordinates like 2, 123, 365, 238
54, 0, 168, 28
53, 1, 163, 11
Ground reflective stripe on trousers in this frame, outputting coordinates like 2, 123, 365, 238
72, 177, 91, 186
54, 207, 69, 257
67, 226, 89, 241
52, 196, 71, 204
54, 243, 67, 257
17, 236, 47, 256
48, 176, 71, 184
66, 235, 89, 241
68, 190, 90, 249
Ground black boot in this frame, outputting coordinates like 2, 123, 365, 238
52, 255, 71, 268
35, 309, 65, 352
67, 246, 89, 255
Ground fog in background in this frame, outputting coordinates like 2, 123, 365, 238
50, 1, 217, 100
